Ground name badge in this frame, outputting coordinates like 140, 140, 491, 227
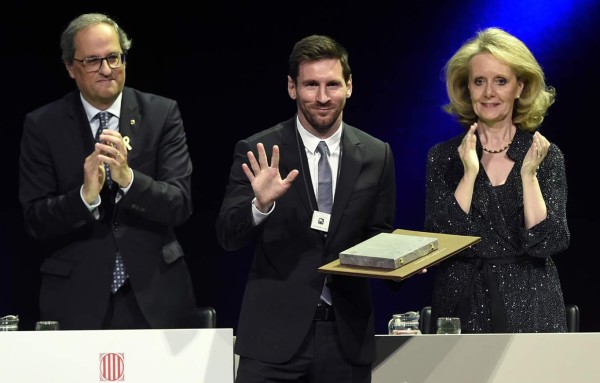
311, 211, 331, 233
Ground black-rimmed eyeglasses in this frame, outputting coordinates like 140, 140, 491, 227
73, 53, 126, 73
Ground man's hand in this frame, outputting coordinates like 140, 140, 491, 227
96, 129, 132, 188
82, 150, 106, 204
242, 143, 299, 212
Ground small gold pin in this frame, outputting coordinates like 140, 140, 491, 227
123, 136, 132, 151
130, 119, 136, 125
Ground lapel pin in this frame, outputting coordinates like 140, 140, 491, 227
130, 119, 135, 125
123, 136, 132, 151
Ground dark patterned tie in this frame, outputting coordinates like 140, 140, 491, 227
95, 112, 113, 189
111, 252, 128, 293
316, 141, 333, 305
95, 112, 128, 293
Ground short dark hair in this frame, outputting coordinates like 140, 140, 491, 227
288, 35, 351, 84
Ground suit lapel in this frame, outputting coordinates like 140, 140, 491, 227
118, 88, 141, 159
279, 120, 317, 215
327, 126, 362, 238
65, 91, 97, 153
280, 118, 316, 215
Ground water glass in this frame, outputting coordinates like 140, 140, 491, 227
0, 315, 19, 331
388, 311, 421, 335
436, 317, 461, 334
35, 321, 60, 331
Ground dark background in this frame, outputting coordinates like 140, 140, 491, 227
2, 1, 599, 333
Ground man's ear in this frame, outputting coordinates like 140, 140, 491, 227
65, 62, 75, 79
287, 75, 297, 100
346, 75, 353, 98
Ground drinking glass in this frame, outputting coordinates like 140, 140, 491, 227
35, 321, 60, 331
436, 317, 461, 334
0, 315, 19, 331
388, 311, 421, 335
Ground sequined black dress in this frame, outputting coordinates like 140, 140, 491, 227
425, 129, 569, 333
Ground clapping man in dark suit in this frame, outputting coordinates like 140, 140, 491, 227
18, 13, 198, 330
217, 35, 396, 383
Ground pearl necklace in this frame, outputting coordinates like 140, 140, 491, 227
482, 141, 511, 154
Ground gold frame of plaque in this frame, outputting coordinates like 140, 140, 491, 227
319, 229, 480, 280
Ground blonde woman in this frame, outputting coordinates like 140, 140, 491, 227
425, 27, 569, 333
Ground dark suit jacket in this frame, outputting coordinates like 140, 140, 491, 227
216, 117, 396, 364
18, 87, 197, 329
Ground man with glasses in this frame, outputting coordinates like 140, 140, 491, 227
18, 13, 198, 330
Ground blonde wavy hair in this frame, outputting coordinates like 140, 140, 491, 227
443, 27, 555, 131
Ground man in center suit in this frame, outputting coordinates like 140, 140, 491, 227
18, 13, 198, 330
216, 35, 396, 383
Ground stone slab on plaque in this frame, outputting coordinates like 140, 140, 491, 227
339, 233, 438, 270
